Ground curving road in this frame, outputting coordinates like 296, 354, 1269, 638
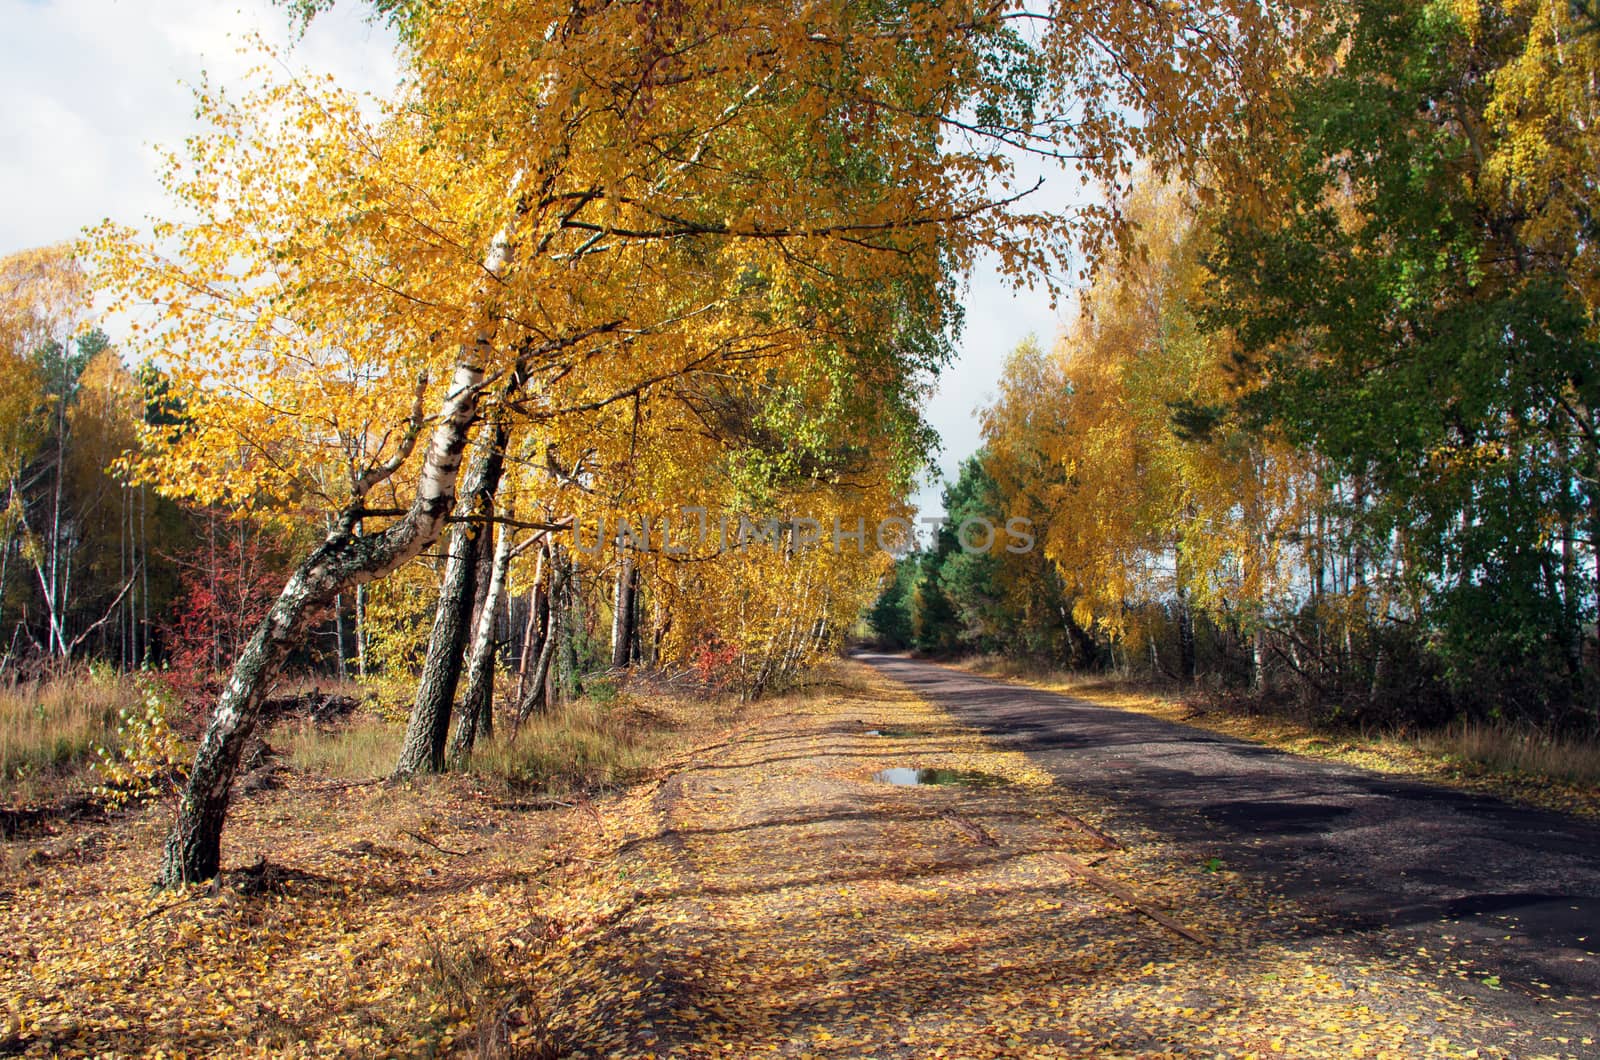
861, 652, 1600, 1031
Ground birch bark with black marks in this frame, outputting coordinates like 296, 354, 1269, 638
513, 544, 554, 722
157, 354, 490, 887
450, 502, 521, 763
610, 553, 636, 669
514, 545, 547, 701
541, 545, 573, 711
156, 169, 531, 886
395, 413, 511, 775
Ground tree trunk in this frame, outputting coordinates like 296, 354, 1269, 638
1061, 605, 1096, 669
1173, 540, 1196, 684
465, 496, 498, 652
651, 598, 671, 666
517, 622, 559, 724
515, 548, 547, 702
394, 415, 510, 775
139, 484, 149, 666
450, 503, 518, 763
516, 550, 562, 723
611, 554, 636, 669
355, 581, 368, 680
1252, 627, 1266, 693
156, 165, 535, 885
549, 545, 574, 708
334, 593, 348, 681
46, 379, 67, 658
157, 356, 491, 886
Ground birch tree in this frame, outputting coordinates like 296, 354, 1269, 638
95, 0, 1299, 883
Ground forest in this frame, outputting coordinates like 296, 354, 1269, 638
873, 0, 1600, 743
3, 0, 1600, 1056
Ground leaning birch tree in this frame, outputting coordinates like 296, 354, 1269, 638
94, 0, 1298, 884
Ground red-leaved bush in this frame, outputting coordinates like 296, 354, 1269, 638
690, 634, 741, 693
157, 512, 287, 716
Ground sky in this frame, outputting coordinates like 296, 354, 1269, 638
0, 0, 1069, 519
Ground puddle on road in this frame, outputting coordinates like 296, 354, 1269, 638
865, 728, 927, 739
874, 767, 1010, 788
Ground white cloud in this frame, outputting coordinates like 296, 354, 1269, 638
910, 254, 1066, 520
0, 0, 399, 256
911, 138, 1096, 520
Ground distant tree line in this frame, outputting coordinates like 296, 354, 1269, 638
870, 0, 1600, 738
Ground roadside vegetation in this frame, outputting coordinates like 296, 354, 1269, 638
954, 655, 1600, 819
0, 665, 765, 1057
867, 0, 1600, 815
2, 663, 1542, 1057
1, 0, 1598, 1053
1, 666, 731, 829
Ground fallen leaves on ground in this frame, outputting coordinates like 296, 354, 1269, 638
533, 666, 1531, 1058
0, 662, 1573, 1056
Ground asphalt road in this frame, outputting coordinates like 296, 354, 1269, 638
860, 652, 1600, 1030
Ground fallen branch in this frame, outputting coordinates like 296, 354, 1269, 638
139, 889, 213, 922
938, 811, 999, 847
139, 876, 222, 921
403, 831, 474, 857
306, 777, 390, 793
1044, 850, 1213, 947
1055, 813, 1123, 850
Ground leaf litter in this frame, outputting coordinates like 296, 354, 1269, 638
0, 662, 1575, 1057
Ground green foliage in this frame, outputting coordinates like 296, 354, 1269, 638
866, 556, 918, 649
1206, 0, 1600, 720
865, 451, 1098, 662
91, 678, 192, 807
912, 568, 961, 654
932, 456, 1007, 650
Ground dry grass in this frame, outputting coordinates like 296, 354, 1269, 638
0, 669, 141, 803
470, 710, 647, 793
285, 716, 407, 777
283, 676, 742, 794
1422, 720, 1600, 786
281, 697, 660, 788
282, 699, 666, 792
469, 690, 719, 794
0, 659, 773, 806
0, 667, 757, 1056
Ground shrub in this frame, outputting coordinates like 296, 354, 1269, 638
90, 678, 192, 807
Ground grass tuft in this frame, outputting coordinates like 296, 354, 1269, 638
0, 670, 140, 802
286, 716, 406, 778
468, 697, 661, 794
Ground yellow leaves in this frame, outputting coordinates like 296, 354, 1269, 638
0, 244, 90, 351
90, 679, 192, 808
1475, 0, 1600, 305
493, 660, 1518, 1058
0, 245, 84, 485
980, 179, 1306, 638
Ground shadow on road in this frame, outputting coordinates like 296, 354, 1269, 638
860, 651, 1600, 1010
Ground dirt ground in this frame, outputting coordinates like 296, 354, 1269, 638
538, 663, 1569, 1058
3, 661, 1591, 1057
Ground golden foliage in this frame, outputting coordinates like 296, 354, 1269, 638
982, 182, 1307, 643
